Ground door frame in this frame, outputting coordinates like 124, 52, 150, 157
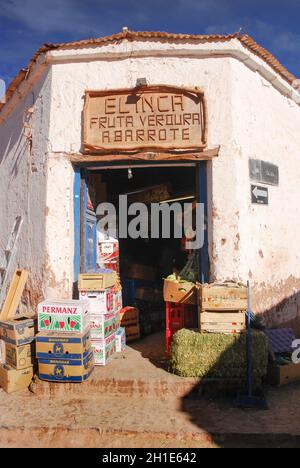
73, 161, 210, 284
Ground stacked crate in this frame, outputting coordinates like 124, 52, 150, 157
78, 270, 124, 365
165, 302, 198, 353
198, 283, 247, 334
120, 306, 140, 342
163, 279, 198, 353
97, 233, 120, 274
36, 299, 94, 382
0, 316, 37, 393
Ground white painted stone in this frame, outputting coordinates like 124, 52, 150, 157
1, 38, 300, 327
0, 69, 52, 309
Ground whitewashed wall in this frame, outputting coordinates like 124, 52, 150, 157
231, 60, 300, 332
48, 47, 300, 330
2, 38, 300, 330
0, 70, 52, 310
47, 54, 237, 300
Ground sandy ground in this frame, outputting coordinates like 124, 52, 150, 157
1, 333, 300, 448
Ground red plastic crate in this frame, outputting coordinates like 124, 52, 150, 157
166, 302, 197, 353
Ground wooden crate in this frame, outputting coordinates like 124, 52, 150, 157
199, 310, 246, 334
125, 325, 141, 342
78, 271, 117, 291
199, 282, 247, 311
120, 307, 139, 327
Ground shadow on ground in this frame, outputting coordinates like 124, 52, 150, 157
131, 291, 300, 448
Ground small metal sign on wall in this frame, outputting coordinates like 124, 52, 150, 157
251, 184, 269, 205
83, 85, 207, 153
249, 159, 279, 186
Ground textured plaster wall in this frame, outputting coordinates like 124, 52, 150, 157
209, 59, 300, 331
48, 50, 300, 331
44, 153, 75, 299
0, 70, 52, 310
3, 39, 300, 328
48, 55, 234, 153
47, 54, 237, 300
230, 60, 300, 331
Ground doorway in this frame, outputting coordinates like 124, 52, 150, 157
73, 162, 209, 353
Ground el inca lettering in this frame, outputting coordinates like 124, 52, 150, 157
42, 306, 78, 314
104, 94, 184, 115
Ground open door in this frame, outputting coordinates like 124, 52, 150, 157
197, 161, 209, 283
81, 171, 97, 273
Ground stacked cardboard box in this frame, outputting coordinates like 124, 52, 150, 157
36, 330, 94, 382
97, 232, 120, 274
37, 300, 94, 382
0, 316, 37, 393
78, 270, 124, 365
120, 307, 140, 343
116, 327, 126, 353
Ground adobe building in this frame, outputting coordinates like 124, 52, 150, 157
1, 30, 300, 333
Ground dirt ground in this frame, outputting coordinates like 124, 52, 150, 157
1, 333, 300, 448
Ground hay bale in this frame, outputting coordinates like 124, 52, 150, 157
170, 329, 268, 379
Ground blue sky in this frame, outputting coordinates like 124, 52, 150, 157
1, 0, 300, 85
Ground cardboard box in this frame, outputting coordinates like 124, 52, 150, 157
127, 183, 171, 204
90, 313, 116, 340
5, 342, 36, 370
79, 289, 116, 314
199, 283, 247, 311
97, 240, 119, 263
0, 340, 5, 364
38, 300, 90, 334
124, 264, 157, 282
78, 270, 117, 291
268, 362, 300, 387
116, 327, 126, 353
91, 334, 116, 366
114, 288, 123, 312
115, 310, 120, 330
135, 287, 162, 303
0, 316, 37, 346
0, 364, 34, 393
36, 330, 91, 360
38, 351, 94, 383
163, 279, 197, 305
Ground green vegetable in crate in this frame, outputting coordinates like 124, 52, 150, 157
167, 274, 179, 282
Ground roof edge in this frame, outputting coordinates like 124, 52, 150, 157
0, 30, 298, 118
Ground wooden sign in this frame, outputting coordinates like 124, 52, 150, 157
83, 85, 207, 153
